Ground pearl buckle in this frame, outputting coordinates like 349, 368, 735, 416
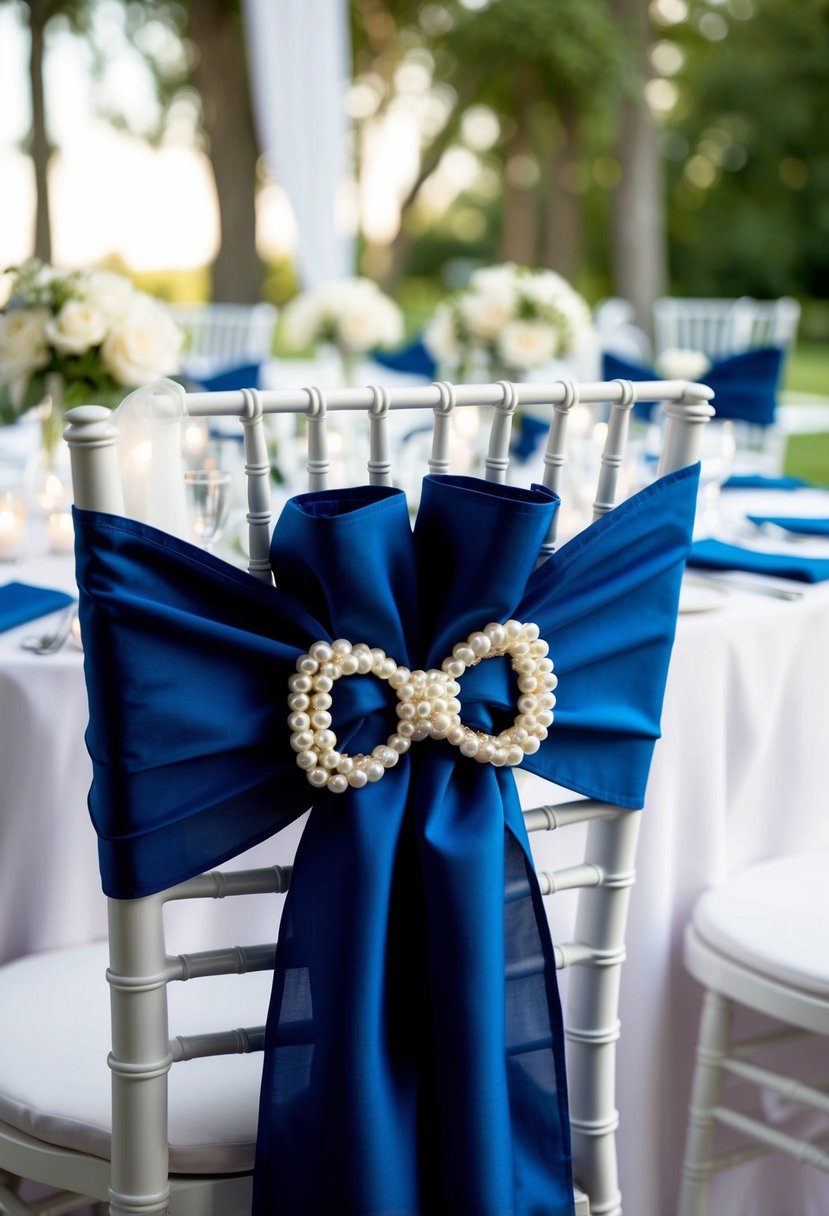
288, 620, 557, 794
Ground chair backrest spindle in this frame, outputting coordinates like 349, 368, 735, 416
429, 381, 455, 477
304, 386, 330, 491
367, 385, 392, 486
592, 379, 635, 520
239, 388, 274, 583
484, 380, 519, 484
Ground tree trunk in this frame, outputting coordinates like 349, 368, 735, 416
27, 0, 52, 263
188, 0, 262, 302
609, 0, 667, 338
540, 97, 583, 281
497, 97, 538, 266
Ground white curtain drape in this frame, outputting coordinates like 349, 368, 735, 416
241, 0, 355, 290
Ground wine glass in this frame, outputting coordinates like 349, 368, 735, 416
184, 468, 232, 553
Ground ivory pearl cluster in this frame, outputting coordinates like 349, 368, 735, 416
288, 621, 557, 794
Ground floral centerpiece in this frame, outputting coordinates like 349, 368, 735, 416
423, 262, 593, 381
280, 276, 404, 384
0, 259, 184, 457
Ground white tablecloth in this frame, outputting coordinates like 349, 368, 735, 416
1, 484, 828, 1215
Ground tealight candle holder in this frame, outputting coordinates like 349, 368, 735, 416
0, 491, 26, 562
48, 510, 74, 555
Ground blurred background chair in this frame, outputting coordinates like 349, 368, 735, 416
170, 301, 278, 382
593, 297, 653, 363
0, 375, 710, 1216
653, 296, 801, 362
677, 852, 829, 1216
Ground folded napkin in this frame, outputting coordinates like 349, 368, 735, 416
723, 474, 809, 491
747, 515, 829, 537
0, 581, 75, 633
370, 334, 437, 379
181, 360, 262, 392
687, 539, 829, 583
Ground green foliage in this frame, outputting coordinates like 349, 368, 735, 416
442, 0, 631, 109
663, 0, 829, 298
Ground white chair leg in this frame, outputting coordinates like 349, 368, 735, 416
677, 990, 733, 1216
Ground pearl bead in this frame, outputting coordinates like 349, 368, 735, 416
484, 622, 506, 646
292, 619, 555, 793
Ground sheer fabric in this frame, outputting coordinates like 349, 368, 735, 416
73, 463, 699, 1215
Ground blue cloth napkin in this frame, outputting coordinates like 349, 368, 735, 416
746, 515, 829, 537
0, 581, 75, 633
371, 334, 437, 379
181, 360, 262, 391
723, 474, 809, 491
688, 538, 829, 583
603, 346, 784, 426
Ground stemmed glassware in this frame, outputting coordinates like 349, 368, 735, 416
183, 468, 232, 554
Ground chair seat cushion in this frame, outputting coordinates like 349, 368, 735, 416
692, 852, 829, 997
0, 941, 272, 1174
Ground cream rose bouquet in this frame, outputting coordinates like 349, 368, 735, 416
0, 259, 184, 423
280, 277, 404, 382
423, 263, 592, 379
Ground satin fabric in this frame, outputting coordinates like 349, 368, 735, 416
73, 463, 699, 1216
603, 347, 784, 426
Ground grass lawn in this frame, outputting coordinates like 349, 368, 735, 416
782, 340, 829, 486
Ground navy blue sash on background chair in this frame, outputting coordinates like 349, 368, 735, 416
0, 374, 711, 1216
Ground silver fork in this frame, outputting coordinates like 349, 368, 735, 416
20, 601, 79, 655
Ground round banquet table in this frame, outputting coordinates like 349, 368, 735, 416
1, 482, 829, 1216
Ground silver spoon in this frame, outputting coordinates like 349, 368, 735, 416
20, 601, 79, 654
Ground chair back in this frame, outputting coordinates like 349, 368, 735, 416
64, 375, 712, 1216
169, 302, 278, 376
653, 296, 800, 361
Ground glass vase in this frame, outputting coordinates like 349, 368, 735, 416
27, 373, 71, 516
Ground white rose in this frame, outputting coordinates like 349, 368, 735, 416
337, 292, 402, 351
496, 320, 558, 371
101, 297, 183, 386
469, 264, 520, 302
657, 347, 711, 381
45, 300, 108, 355
0, 308, 50, 383
460, 289, 515, 342
81, 270, 136, 320
423, 303, 462, 365
281, 293, 324, 350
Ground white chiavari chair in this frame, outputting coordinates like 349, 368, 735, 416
678, 852, 829, 1215
169, 302, 278, 378
653, 296, 800, 362
0, 375, 712, 1216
